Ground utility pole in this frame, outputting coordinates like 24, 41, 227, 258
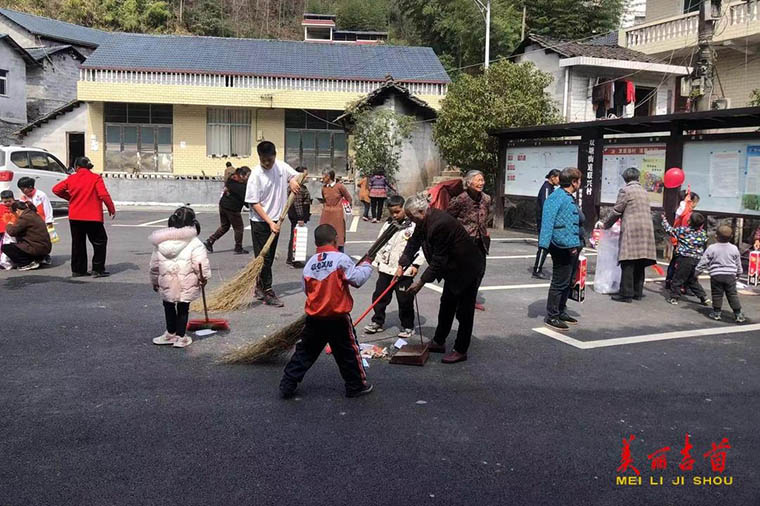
521, 4, 527, 40
472, 0, 491, 69
692, 0, 721, 111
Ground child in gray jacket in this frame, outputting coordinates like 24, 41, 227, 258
696, 225, 745, 323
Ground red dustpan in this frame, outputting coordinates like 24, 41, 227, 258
187, 264, 230, 331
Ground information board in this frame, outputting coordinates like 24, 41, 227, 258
601, 144, 666, 206
504, 145, 579, 197
682, 140, 760, 215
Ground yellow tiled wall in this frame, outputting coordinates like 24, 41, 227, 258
85, 101, 105, 172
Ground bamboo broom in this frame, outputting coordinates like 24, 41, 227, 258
221, 221, 404, 364
191, 172, 306, 313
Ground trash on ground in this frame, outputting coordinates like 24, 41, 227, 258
195, 329, 217, 337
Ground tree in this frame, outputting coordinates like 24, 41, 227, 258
350, 107, 414, 183
523, 0, 625, 41
433, 60, 560, 182
336, 0, 388, 31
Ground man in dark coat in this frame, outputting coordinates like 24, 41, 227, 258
399, 193, 485, 364
204, 166, 251, 254
533, 169, 560, 279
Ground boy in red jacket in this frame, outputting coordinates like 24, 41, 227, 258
53, 156, 116, 278
279, 224, 375, 399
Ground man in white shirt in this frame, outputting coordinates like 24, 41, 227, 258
245, 141, 301, 307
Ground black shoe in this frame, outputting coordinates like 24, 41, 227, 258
280, 387, 297, 399
532, 270, 549, 280
544, 317, 569, 331
71, 272, 89, 278
427, 341, 446, 353
292, 261, 305, 268
204, 240, 213, 253
633, 294, 645, 301
559, 313, 578, 325
234, 247, 249, 255
346, 384, 374, 398
92, 271, 110, 278
611, 295, 632, 303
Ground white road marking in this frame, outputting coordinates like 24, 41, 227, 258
422, 275, 708, 293
112, 224, 163, 228
533, 323, 760, 349
348, 215, 359, 233
488, 252, 598, 260
137, 218, 169, 227
346, 240, 374, 244
490, 237, 538, 242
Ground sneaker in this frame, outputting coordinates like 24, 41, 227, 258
263, 290, 284, 307
559, 313, 578, 325
362, 216, 369, 222
92, 270, 110, 278
204, 240, 213, 252
234, 247, 249, 255
700, 297, 711, 306
735, 312, 746, 324
364, 322, 383, 334
667, 298, 679, 305
372, 218, 378, 223
17, 261, 40, 271
708, 311, 722, 321
532, 270, 549, 280
398, 328, 414, 339
71, 271, 90, 278
152, 332, 178, 345
41, 255, 52, 265
346, 384, 374, 398
544, 317, 569, 331
173, 335, 193, 348
292, 261, 305, 268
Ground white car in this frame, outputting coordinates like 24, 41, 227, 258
0, 146, 70, 210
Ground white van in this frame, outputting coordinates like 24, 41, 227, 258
0, 145, 69, 209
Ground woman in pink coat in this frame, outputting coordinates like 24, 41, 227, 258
149, 207, 210, 348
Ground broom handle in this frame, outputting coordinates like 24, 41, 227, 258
256, 172, 308, 260
353, 277, 399, 327
198, 263, 210, 322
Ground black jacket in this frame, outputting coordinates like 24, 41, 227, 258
399, 208, 484, 291
219, 178, 248, 212
536, 180, 555, 225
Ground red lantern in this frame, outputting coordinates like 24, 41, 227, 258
663, 167, 685, 189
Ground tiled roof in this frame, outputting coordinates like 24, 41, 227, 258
81, 33, 450, 83
0, 8, 110, 48
520, 33, 660, 63
27, 44, 85, 62
335, 79, 437, 124
0, 33, 37, 64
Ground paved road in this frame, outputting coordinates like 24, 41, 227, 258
2, 209, 758, 505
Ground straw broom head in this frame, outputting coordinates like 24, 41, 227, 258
190, 254, 265, 313
220, 315, 306, 364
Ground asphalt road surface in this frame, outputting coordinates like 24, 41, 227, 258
2, 208, 759, 505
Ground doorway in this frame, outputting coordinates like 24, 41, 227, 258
67, 132, 85, 169
634, 86, 655, 117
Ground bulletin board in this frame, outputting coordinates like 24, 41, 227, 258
601, 144, 667, 207
504, 145, 579, 197
681, 139, 760, 216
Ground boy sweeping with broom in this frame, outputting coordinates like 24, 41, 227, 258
280, 224, 375, 399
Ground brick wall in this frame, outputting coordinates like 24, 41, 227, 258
26, 50, 81, 120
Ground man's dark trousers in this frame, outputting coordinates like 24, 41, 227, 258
208, 207, 244, 249
710, 274, 741, 312
250, 220, 279, 291
433, 276, 480, 354
70, 219, 107, 274
371, 273, 414, 329
280, 315, 368, 395
619, 259, 649, 299
546, 245, 579, 318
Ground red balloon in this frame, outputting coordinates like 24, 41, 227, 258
663, 167, 685, 189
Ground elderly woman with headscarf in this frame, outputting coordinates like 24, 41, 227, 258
447, 170, 492, 310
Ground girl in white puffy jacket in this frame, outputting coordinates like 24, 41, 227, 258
149, 207, 210, 348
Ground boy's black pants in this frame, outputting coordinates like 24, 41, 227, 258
710, 274, 742, 312
163, 301, 190, 337
371, 273, 414, 329
670, 256, 706, 299
281, 315, 368, 395
70, 220, 108, 275
250, 220, 279, 292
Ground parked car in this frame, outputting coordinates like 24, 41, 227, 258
0, 145, 70, 210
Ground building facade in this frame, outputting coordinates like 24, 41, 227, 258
619, 0, 760, 109
76, 34, 449, 178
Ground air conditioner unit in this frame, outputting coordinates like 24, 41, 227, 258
712, 98, 730, 110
